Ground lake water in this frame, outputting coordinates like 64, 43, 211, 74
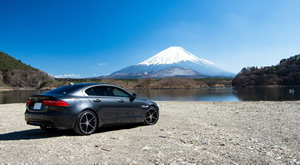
0, 87, 299, 104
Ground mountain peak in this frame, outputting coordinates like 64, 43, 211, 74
138, 46, 213, 66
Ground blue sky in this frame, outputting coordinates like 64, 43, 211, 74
0, 0, 299, 78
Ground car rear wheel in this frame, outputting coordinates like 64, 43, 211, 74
74, 110, 98, 135
144, 106, 159, 125
40, 125, 57, 133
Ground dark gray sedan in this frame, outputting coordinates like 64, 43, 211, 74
25, 83, 159, 135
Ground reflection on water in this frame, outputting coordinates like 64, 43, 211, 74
0, 90, 46, 104
130, 87, 300, 102
234, 87, 300, 101
0, 87, 299, 104
130, 88, 240, 102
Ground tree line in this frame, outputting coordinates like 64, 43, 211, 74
232, 54, 300, 87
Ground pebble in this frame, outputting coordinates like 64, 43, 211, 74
266, 152, 273, 156
126, 158, 131, 163
131, 160, 138, 164
200, 142, 209, 145
159, 135, 168, 138
141, 146, 150, 151
194, 146, 202, 150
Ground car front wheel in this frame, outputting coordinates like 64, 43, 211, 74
74, 110, 98, 135
144, 106, 159, 125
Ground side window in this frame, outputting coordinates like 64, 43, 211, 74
85, 86, 110, 96
110, 87, 131, 97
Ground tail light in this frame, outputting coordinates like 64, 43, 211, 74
26, 100, 31, 106
43, 100, 69, 106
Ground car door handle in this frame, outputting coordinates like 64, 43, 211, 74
94, 99, 101, 102
119, 99, 125, 103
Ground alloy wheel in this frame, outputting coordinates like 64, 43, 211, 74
75, 110, 97, 135
144, 107, 159, 125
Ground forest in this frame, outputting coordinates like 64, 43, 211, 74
232, 54, 300, 87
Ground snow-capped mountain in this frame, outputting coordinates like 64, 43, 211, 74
105, 46, 235, 79
139, 46, 213, 66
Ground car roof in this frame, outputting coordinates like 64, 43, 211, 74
75, 83, 118, 88
43, 83, 128, 96
75, 83, 103, 86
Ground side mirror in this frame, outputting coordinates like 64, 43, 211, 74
131, 93, 137, 100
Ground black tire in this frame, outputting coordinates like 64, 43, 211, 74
40, 125, 58, 133
74, 110, 98, 135
144, 106, 159, 125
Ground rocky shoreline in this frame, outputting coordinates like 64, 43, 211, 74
0, 101, 299, 164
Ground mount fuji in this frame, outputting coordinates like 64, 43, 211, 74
104, 46, 235, 79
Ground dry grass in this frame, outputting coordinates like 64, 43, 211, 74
40, 77, 232, 90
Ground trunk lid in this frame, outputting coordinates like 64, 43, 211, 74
27, 95, 56, 112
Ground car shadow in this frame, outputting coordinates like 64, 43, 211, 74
96, 123, 144, 133
0, 123, 145, 141
0, 129, 76, 141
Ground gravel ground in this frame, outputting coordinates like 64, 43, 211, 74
0, 101, 299, 164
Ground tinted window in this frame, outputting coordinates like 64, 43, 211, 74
85, 86, 110, 96
43, 85, 85, 95
110, 87, 131, 97
85, 88, 95, 95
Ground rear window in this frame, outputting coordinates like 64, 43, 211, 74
43, 85, 84, 95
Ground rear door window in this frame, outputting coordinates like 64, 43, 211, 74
85, 86, 110, 96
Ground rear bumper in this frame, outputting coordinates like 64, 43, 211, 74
25, 110, 77, 129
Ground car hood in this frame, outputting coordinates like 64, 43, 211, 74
137, 97, 156, 104
137, 97, 150, 101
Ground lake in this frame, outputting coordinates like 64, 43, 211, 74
0, 87, 299, 104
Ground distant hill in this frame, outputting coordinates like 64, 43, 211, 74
0, 51, 53, 88
0, 52, 37, 71
232, 54, 300, 87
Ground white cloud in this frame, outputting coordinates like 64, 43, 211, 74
98, 63, 106, 66
54, 74, 81, 78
